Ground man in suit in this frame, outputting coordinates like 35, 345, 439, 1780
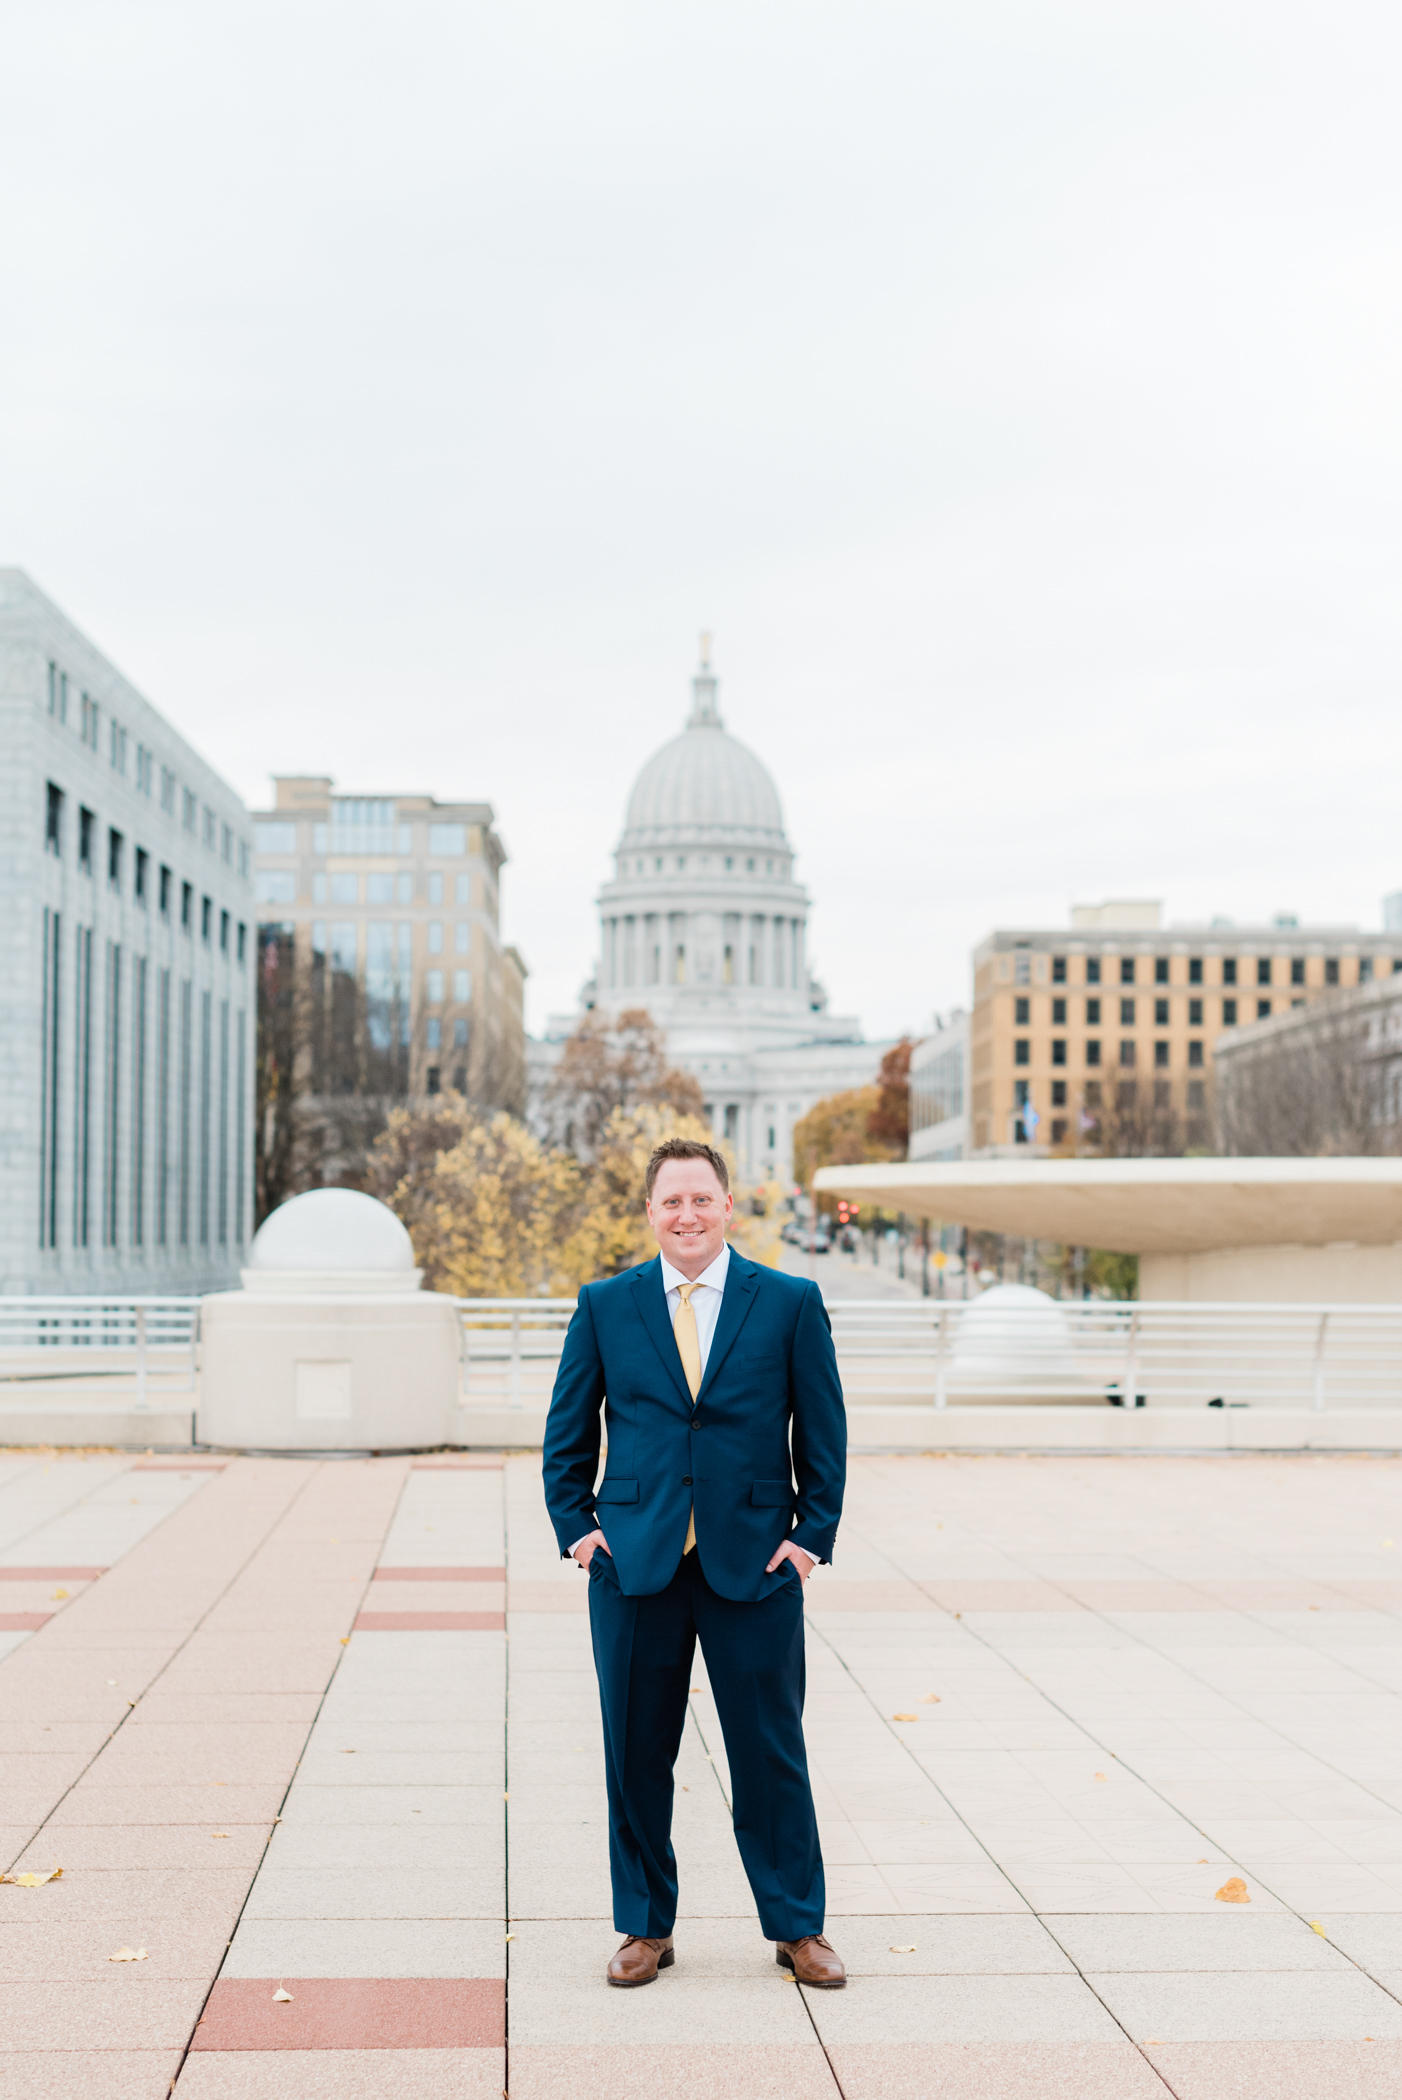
543, 1136, 847, 1989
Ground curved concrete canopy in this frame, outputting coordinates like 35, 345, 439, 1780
811, 1157, 1402, 1254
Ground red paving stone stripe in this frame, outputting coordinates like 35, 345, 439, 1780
0, 1568, 107, 1581
373, 1567, 506, 1581
0, 1613, 53, 1630
190, 1978, 505, 2051
352, 1611, 506, 1632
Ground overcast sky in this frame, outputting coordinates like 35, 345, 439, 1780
3, 2, 1399, 1038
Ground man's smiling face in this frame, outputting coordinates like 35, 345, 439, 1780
646, 1157, 733, 1278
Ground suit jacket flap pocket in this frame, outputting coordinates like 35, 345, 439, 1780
594, 1478, 640, 1504
750, 1477, 796, 1506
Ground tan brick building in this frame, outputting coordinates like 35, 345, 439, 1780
252, 776, 526, 1113
970, 901, 1398, 1156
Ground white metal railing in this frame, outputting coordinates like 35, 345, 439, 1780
455, 1296, 1402, 1413
0, 1297, 200, 1412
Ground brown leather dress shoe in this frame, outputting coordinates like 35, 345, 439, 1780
607, 1934, 675, 1986
775, 1934, 846, 1987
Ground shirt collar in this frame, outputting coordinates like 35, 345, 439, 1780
659, 1242, 731, 1296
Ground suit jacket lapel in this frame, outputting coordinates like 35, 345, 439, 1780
629, 1258, 692, 1411
697, 1252, 759, 1401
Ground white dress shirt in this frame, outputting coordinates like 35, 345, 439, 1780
569, 1244, 730, 1555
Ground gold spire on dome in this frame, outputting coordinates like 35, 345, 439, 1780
688, 634, 722, 729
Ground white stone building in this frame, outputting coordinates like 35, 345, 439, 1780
0, 571, 254, 1293
535, 647, 890, 1180
908, 1010, 970, 1162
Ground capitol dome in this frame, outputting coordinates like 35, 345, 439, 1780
618, 652, 789, 855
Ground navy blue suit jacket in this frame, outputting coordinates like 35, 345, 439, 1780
542, 1251, 846, 1603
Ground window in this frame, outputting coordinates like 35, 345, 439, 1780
366, 873, 394, 904
1051, 1118, 1067, 1144
674, 944, 685, 983
1154, 1040, 1169, 1068
1360, 956, 1374, 981
108, 721, 127, 772
201, 896, 212, 941
428, 823, 466, 855
1188, 997, 1202, 1026
1051, 996, 1066, 1024
1222, 958, 1237, 986
425, 1018, 441, 1049
1188, 1040, 1204, 1066
1256, 957, 1271, 986
1085, 1080, 1102, 1108
1187, 1080, 1206, 1109
1051, 1038, 1066, 1066
203, 806, 217, 850
47, 663, 68, 721
181, 881, 192, 931
1051, 1079, 1067, 1106
160, 767, 177, 814
135, 847, 148, 904
1086, 957, 1101, 985
453, 1017, 468, 1046
1223, 997, 1237, 1024
255, 822, 297, 853
45, 782, 63, 855
1119, 1039, 1136, 1067
1256, 997, 1271, 1019
1120, 957, 1135, 984
1325, 957, 1339, 985
426, 970, 444, 1004
1155, 957, 1169, 985
1120, 997, 1135, 1025
237, 922, 246, 963
677, 857, 686, 872
220, 910, 230, 953
238, 839, 250, 879
455, 923, 470, 953
1188, 957, 1203, 985
1154, 998, 1169, 1026
1291, 957, 1305, 986
427, 922, 443, 954
1051, 956, 1066, 984
1086, 1039, 1101, 1066
135, 745, 154, 795
396, 873, 412, 903
107, 827, 123, 888
455, 872, 472, 904
81, 693, 99, 748
159, 866, 171, 914
255, 871, 296, 904
329, 873, 357, 904
1014, 950, 1030, 984
1086, 996, 1101, 1025
1014, 996, 1030, 1025
1014, 1038, 1030, 1066
426, 1065, 441, 1094
1154, 1079, 1171, 1108
182, 788, 198, 832
453, 969, 471, 1000
79, 807, 95, 872
427, 871, 443, 904
220, 824, 233, 865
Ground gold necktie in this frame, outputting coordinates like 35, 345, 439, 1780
675, 1282, 702, 1554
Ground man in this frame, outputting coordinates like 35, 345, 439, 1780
542, 1136, 847, 1989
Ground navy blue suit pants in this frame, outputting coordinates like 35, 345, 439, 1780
587, 1545, 824, 1940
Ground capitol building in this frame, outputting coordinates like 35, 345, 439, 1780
535, 645, 889, 1182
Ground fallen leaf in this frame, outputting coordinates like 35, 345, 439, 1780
1214, 1878, 1250, 1904
342, 1749, 356, 1755
1094, 1772, 1108, 1782
892, 1713, 918, 1723
107, 1946, 148, 1962
890, 1944, 917, 1953
1309, 1920, 1327, 1936
1, 1869, 62, 1887
339, 1637, 350, 1646
922, 1693, 941, 1703
106, 1679, 117, 1687
505, 1933, 515, 1942
1197, 1858, 1210, 1864
690, 1686, 702, 1693
272, 1987, 293, 2002
681, 1785, 690, 1791
212, 1832, 230, 1840
52, 1587, 69, 1600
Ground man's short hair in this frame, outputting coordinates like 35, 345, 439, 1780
645, 1137, 730, 1201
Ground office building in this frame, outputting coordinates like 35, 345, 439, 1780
971, 900, 1400, 1156
251, 777, 526, 1113
908, 1010, 970, 1161
0, 570, 254, 1292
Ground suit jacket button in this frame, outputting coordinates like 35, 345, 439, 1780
682, 1476, 693, 1486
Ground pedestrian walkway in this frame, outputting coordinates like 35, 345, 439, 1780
2, 1448, 1402, 2096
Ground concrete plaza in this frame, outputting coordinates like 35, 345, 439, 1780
2, 1449, 1402, 2098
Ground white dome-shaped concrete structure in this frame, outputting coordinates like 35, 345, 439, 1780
248, 1189, 417, 1277
952, 1283, 1077, 1377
